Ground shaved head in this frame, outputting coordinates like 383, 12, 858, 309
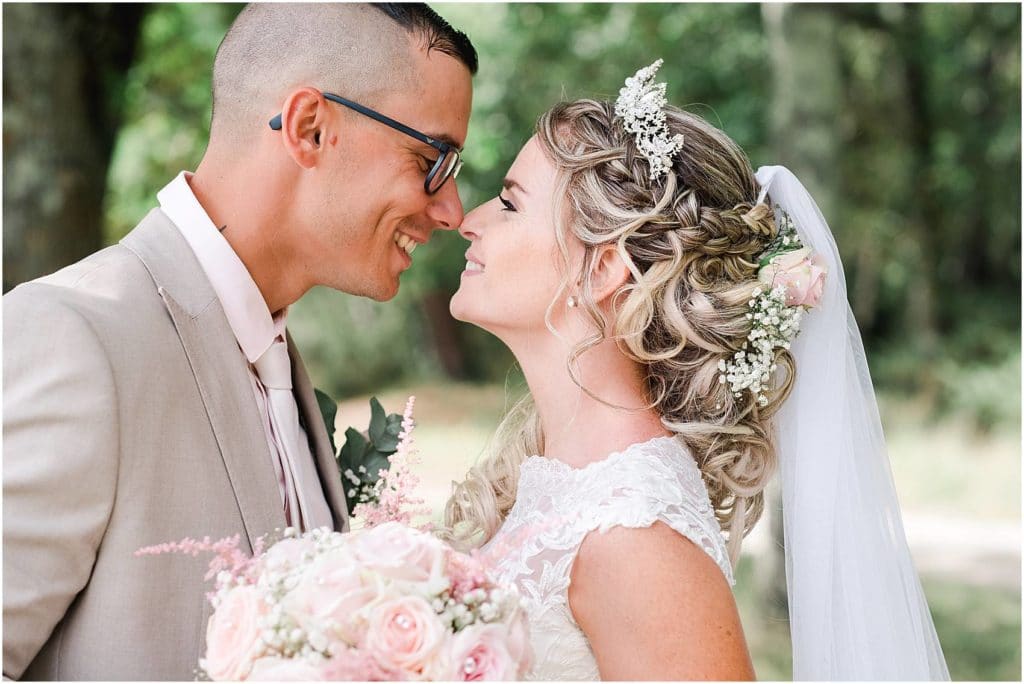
209, 3, 476, 147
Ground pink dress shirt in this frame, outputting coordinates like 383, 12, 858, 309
157, 171, 333, 530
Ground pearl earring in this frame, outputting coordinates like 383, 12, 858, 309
567, 296, 578, 308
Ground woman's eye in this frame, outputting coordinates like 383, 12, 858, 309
498, 195, 517, 212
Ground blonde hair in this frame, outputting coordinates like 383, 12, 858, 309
443, 100, 794, 566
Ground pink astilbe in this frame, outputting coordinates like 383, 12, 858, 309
135, 533, 264, 584
446, 549, 493, 602
353, 396, 432, 529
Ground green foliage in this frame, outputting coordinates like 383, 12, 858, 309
105, 3, 242, 242
937, 349, 1022, 435
313, 387, 339, 454
924, 576, 1022, 681
732, 556, 1022, 680
335, 397, 404, 517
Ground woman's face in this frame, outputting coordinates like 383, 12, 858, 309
450, 136, 581, 338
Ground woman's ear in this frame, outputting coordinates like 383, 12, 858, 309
589, 244, 632, 305
277, 87, 328, 169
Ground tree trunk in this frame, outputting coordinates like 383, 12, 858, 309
421, 289, 468, 379
763, 3, 841, 219
760, 1, 843, 631
892, 4, 942, 397
3, 4, 146, 292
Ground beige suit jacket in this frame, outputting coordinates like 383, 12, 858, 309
2, 209, 350, 680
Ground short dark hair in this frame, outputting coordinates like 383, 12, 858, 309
371, 3, 478, 75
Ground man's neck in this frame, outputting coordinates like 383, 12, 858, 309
188, 166, 306, 315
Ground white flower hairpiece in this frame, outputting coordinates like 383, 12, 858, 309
614, 59, 685, 181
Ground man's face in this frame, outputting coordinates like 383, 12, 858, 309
299, 48, 473, 301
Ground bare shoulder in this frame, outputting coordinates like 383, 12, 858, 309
569, 522, 755, 680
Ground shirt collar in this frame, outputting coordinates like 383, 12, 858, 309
157, 171, 286, 363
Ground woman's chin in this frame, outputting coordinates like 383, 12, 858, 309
448, 289, 473, 323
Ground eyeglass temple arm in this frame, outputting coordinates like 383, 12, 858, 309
268, 95, 449, 152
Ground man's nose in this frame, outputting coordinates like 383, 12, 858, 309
425, 178, 465, 231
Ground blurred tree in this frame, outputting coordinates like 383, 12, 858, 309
761, 1, 844, 628
104, 3, 243, 242
2, 4, 146, 292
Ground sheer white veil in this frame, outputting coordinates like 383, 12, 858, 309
754, 166, 950, 680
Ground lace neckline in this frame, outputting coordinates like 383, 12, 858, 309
521, 435, 684, 477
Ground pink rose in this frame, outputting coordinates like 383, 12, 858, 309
443, 624, 520, 681
247, 656, 324, 681
504, 609, 534, 677
349, 522, 449, 587
256, 536, 316, 573
282, 549, 378, 645
758, 247, 828, 307
202, 585, 268, 680
364, 595, 447, 675
320, 644, 410, 681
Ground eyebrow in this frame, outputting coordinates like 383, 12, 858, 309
502, 177, 528, 195
424, 132, 464, 152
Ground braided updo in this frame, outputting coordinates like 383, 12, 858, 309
444, 99, 794, 565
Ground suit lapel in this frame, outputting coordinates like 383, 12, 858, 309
287, 332, 350, 532
122, 210, 286, 549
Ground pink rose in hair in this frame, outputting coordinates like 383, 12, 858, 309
364, 595, 447, 675
758, 247, 828, 307
202, 585, 267, 680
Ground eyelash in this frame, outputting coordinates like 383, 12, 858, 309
499, 195, 517, 212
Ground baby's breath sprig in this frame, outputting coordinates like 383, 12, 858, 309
719, 285, 803, 407
717, 204, 823, 406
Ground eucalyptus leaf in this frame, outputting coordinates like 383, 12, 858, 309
385, 413, 403, 434
313, 388, 339, 455
368, 397, 387, 444
375, 431, 400, 453
338, 427, 368, 473
363, 451, 392, 482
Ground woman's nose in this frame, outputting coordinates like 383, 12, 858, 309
458, 200, 491, 240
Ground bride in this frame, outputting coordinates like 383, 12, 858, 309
443, 60, 949, 680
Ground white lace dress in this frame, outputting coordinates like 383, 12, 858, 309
482, 436, 735, 681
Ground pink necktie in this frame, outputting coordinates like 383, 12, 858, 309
253, 340, 333, 531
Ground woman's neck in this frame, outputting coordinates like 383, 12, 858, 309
507, 333, 670, 469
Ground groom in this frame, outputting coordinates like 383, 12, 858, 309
2, 3, 475, 680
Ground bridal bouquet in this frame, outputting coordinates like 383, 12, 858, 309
179, 524, 530, 681
138, 398, 532, 681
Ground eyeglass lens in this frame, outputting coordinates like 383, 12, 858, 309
427, 150, 462, 194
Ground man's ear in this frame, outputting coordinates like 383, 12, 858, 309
278, 87, 328, 169
589, 244, 632, 306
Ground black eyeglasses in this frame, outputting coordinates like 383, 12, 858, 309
269, 92, 462, 195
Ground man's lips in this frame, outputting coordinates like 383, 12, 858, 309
394, 230, 425, 256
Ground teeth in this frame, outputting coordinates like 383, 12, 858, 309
466, 261, 484, 272
394, 233, 416, 255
